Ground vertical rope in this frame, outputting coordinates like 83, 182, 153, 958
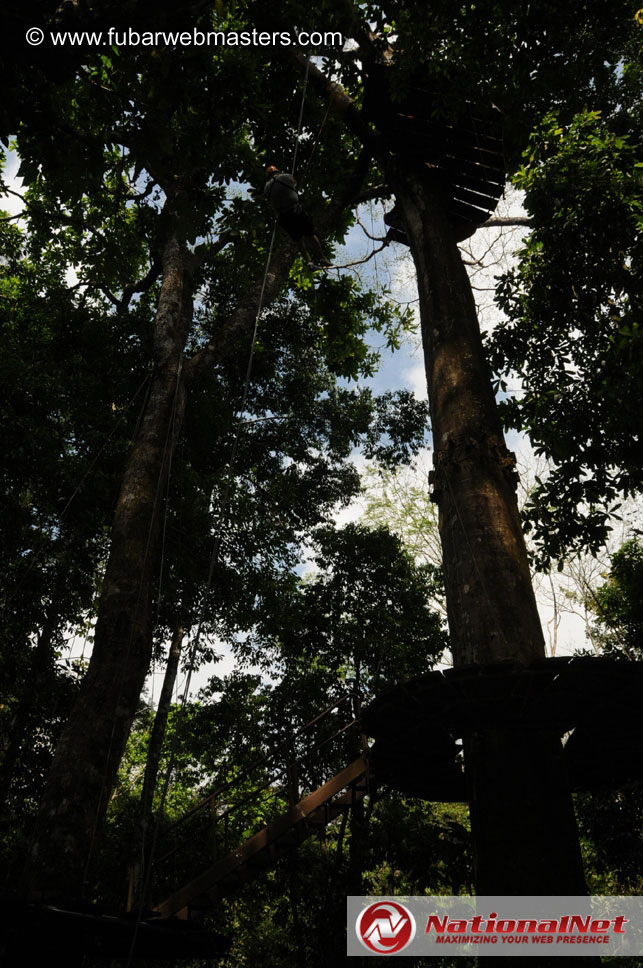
124, 53, 313, 963
291, 52, 311, 175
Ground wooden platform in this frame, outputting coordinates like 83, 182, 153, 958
364, 65, 505, 240
0, 895, 229, 961
363, 658, 643, 801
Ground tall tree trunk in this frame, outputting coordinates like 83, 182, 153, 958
19, 146, 368, 904
23, 237, 191, 903
389, 165, 542, 665
128, 623, 184, 912
387, 162, 588, 897
296, 58, 592, 963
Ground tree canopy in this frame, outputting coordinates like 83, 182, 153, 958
2, 0, 643, 947
490, 95, 643, 566
587, 537, 643, 660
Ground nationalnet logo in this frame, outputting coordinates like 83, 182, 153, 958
348, 896, 643, 958
425, 911, 628, 948
356, 901, 416, 954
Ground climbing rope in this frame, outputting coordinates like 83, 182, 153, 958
83, 352, 186, 898
291, 52, 311, 175
125, 55, 314, 966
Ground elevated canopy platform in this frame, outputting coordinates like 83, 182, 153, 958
363, 657, 643, 802
364, 64, 506, 241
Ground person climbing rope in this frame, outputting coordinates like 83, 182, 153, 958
263, 165, 330, 268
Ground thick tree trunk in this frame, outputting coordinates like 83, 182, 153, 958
297, 54, 592, 957
19, 188, 345, 903
23, 238, 191, 903
387, 162, 588, 897
21, 205, 323, 904
389, 164, 542, 666
20, 148, 372, 902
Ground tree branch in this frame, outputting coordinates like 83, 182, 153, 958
183, 155, 372, 388
2, 186, 26, 204
328, 239, 390, 269
183, 239, 297, 386
100, 286, 121, 307
481, 216, 533, 228
120, 261, 162, 309
292, 51, 381, 152
340, 0, 391, 63
356, 216, 388, 242
350, 184, 391, 205
195, 229, 240, 263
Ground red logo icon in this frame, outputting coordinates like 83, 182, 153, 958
356, 901, 416, 953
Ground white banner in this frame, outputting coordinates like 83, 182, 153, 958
347, 896, 643, 957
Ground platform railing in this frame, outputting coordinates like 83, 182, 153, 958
148, 689, 363, 896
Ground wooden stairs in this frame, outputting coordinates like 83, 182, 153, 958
153, 754, 370, 919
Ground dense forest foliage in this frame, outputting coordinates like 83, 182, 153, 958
1, 0, 642, 964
